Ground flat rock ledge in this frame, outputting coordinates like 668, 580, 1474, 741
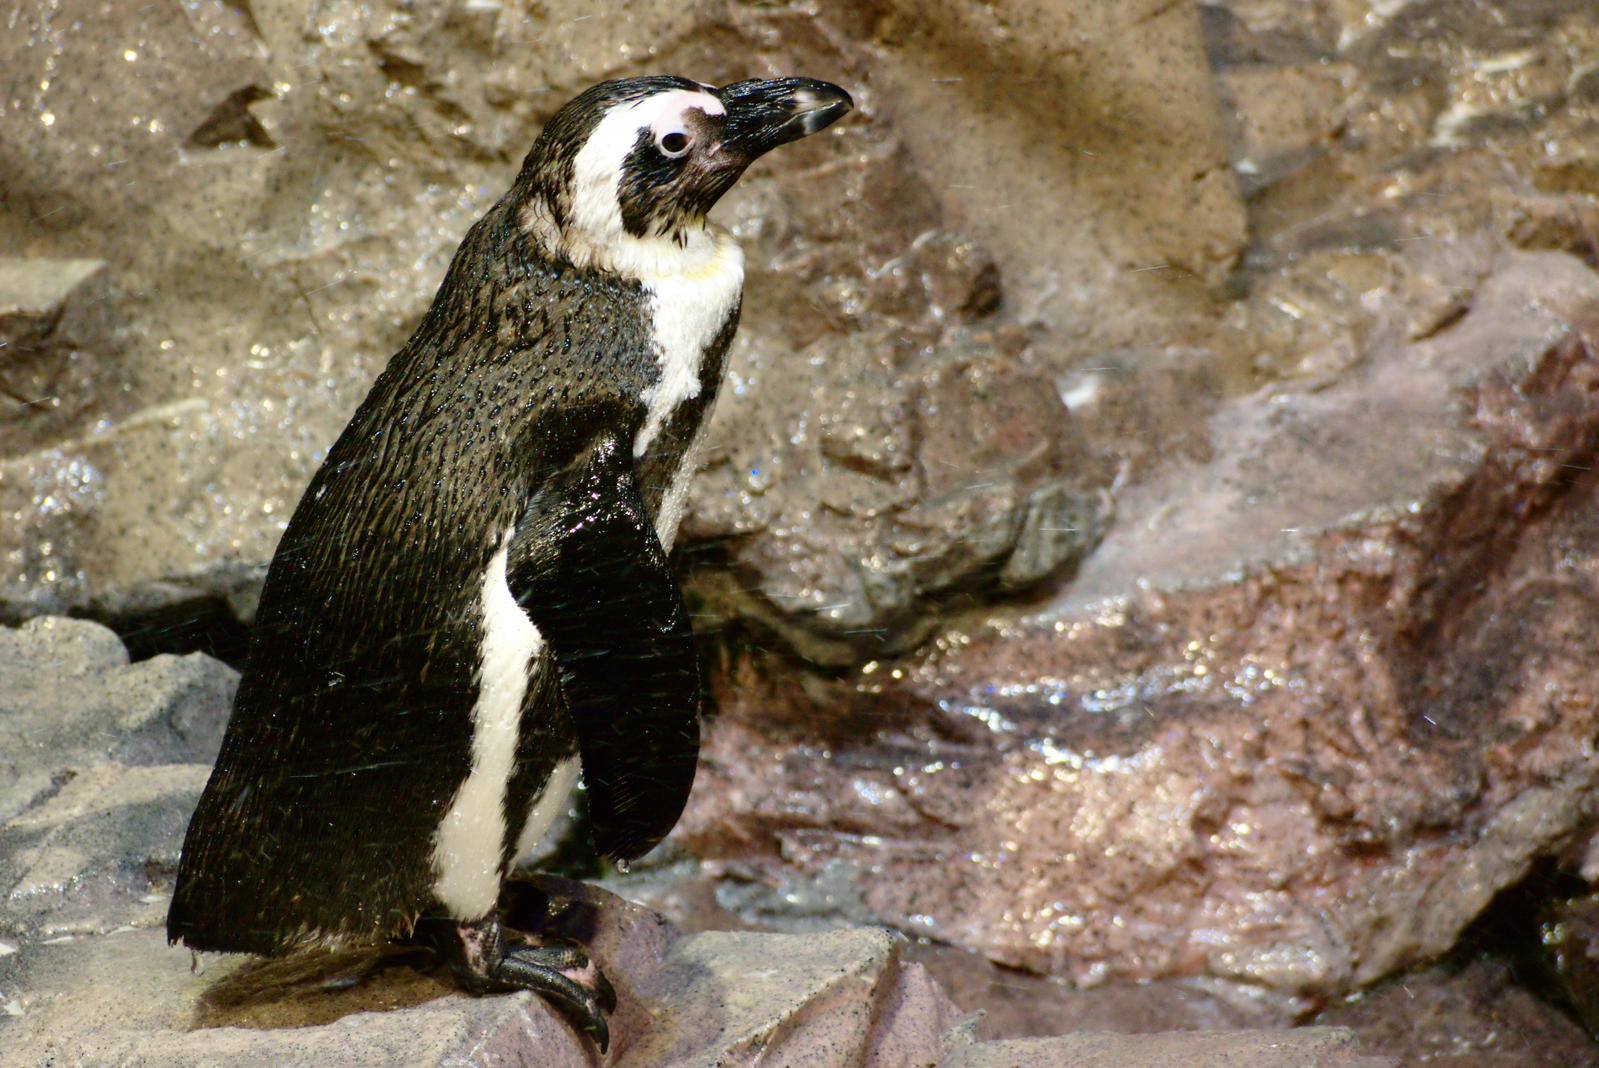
1, 898, 1389, 1068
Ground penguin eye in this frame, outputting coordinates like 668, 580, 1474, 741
657, 131, 691, 158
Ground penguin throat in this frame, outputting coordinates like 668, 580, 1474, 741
521, 194, 739, 285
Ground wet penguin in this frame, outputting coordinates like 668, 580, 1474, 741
167, 75, 852, 1048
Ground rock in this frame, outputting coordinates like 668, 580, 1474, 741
1524, 890, 1599, 1041
1, 878, 1398, 1067
0, 927, 596, 1067
0, 616, 235, 951
689, 329, 1115, 665
1315, 959, 1599, 1066
0, 258, 125, 457
940, 1028, 1391, 1068
2, 0, 1204, 650
611, 925, 954, 1066
0, 258, 128, 619
0, 616, 236, 822
0, 762, 211, 942
676, 250, 1599, 995
7, 0, 1599, 1057
0, 879, 955, 1066
0, 616, 1402, 1067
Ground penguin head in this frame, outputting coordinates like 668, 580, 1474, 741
517, 75, 852, 272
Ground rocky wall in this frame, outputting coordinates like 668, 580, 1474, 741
5, 0, 1599, 1058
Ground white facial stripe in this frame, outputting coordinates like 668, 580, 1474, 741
432, 529, 542, 920
649, 89, 723, 142
568, 89, 724, 246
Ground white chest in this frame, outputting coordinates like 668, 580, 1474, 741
632, 234, 744, 464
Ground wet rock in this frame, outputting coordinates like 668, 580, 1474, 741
1215, 0, 1599, 383
0, 258, 130, 620
3, 872, 953, 1066
0, 616, 1401, 1067
1530, 892, 1599, 1040
677, 250, 1599, 996
906, 938, 1311, 1040
2, 875, 1396, 1067
6, 0, 1599, 1055
2, 0, 1206, 650
690, 328, 1114, 664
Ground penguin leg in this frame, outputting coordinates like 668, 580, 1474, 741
443, 916, 617, 1052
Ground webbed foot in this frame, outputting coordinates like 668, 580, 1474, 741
439, 917, 616, 1053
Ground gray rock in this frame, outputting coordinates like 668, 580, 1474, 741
0, 762, 210, 941
690, 329, 1115, 664
5, 901, 1392, 1066
0, 890, 960, 1067
0, 927, 594, 1067
0, 616, 236, 822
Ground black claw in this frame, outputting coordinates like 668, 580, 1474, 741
497, 944, 614, 1052
436, 917, 615, 1053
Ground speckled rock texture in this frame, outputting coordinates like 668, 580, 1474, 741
5, 0, 1599, 1060
2, 0, 1218, 638
0, 617, 234, 958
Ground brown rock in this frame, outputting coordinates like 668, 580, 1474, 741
678, 251, 1599, 996
941, 1028, 1391, 1068
8, 0, 1599, 1055
1316, 959, 1597, 1067
2, 0, 1207, 644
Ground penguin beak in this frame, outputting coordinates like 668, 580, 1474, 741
715, 77, 853, 165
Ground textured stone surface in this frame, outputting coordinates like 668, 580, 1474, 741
1315, 959, 1599, 1066
0, 257, 124, 459
678, 250, 1599, 994
4, 0, 1599, 1059
3, 886, 1397, 1068
1, 927, 597, 1067
940, 1028, 1390, 1068
0, 616, 235, 823
1, 761, 210, 943
1530, 893, 1599, 1040
0, 620, 1403, 1066
1, 0, 1208, 640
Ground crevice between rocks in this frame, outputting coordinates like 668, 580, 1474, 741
88, 596, 252, 669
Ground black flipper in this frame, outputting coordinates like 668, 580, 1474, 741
506, 431, 700, 862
